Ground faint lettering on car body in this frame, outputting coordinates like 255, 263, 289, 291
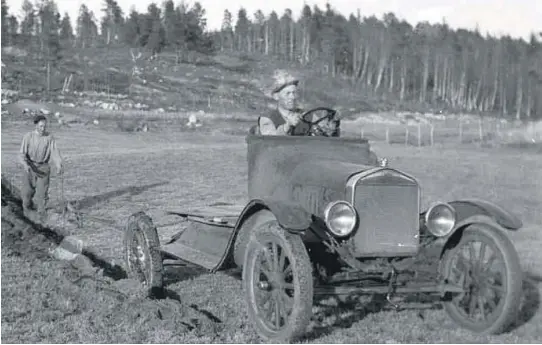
292, 184, 337, 215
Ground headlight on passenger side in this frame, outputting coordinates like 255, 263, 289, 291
424, 202, 456, 237
324, 200, 357, 237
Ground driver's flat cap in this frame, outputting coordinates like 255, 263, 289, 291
271, 69, 299, 94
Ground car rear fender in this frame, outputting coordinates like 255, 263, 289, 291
235, 199, 312, 233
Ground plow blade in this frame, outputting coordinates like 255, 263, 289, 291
160, 220, 235, 271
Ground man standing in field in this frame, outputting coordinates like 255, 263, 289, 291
19, 115, 63, 223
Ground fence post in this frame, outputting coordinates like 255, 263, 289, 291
478, 117, 483, 142
459, 118, 463, 143
385, 127, 390, 144
361, 129, 364, 138
405, 126, 409, 146
430, 125, 434, 146
417, 123, 421, 147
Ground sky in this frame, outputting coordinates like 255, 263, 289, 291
5, 0, 542, 40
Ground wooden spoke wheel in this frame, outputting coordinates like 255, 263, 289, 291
124, 212, 164, 289
440, 223, 522, 334
243, 221, 313, 342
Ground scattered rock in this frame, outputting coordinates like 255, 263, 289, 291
136, 122, 149, 132
50, 236, 84, 261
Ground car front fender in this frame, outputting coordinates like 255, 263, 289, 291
236, 198, 312, 232
211, 199, 312, 272
448, 199, 522, 231
432, 200, 522, 260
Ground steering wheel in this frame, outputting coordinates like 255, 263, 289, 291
301, 106, 339, 137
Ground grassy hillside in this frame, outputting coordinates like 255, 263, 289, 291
1, 45, 429, 116
3, 45, 541, 149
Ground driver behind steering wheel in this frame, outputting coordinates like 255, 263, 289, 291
257, 70, 339, 136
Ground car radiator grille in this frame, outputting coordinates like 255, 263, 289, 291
350, 178, 420, 257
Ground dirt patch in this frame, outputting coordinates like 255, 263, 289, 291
1, 176, 223, 343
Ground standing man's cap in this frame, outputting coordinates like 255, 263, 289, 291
271, 69, 299, 94
33, 115, 47, 124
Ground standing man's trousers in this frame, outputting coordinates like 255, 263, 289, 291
21, 163, 50, 216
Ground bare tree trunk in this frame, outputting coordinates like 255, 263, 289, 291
526, 80, 532, 119
305, 31, 311, 63
388, 60, 394, 93
289, 20, 295, 61
490, 64, 499, 111
501, 68, 508, 116
247, 26, 252, 53
458, 54, 468, 108
264, 22, 269, 55
360, 48, 369, 84
440, 57, 447, 99
353, 44, 363, 79
374, 57, 386, 91
400, 58, 407, 101
432, 54, 439, 103
515, 64, 523, 120
420, 48, 430, 102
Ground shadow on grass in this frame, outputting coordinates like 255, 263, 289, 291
162, 264, 207, 286
304, 293, 443, 342
149, 286, 223, 324
305, 273, 541, 340
511, 272, 542, 330
73, 181, 169, 210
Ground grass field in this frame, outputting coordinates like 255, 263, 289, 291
2, 117, 542, 343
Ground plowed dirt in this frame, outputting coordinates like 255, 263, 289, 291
1, 179, 223, 343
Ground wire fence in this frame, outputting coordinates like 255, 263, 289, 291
4, 73, 541, 148
343, 116, 542, 148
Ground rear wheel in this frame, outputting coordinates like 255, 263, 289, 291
124, 212, 164, 289
440, 223, 522, 334
243, 220, 313, 342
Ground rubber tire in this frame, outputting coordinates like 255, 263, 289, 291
242, 220, 313, 342
124, 211, 164, 289
233, 209, 274, 267
440, 223, 522, 335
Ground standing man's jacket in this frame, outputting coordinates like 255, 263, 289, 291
19, 131, 62, 173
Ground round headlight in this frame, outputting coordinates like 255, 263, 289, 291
424, 202, 456, 237
324, 201, 357, 237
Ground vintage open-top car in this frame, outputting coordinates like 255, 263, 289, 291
123, 107, 524, 342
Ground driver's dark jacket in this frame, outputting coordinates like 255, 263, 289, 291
258, 109, 310, 136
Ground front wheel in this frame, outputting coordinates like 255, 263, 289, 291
124, 212, 164, 290
242, 221, 313, 342
440, 223, 522, 334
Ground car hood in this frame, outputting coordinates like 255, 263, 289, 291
290, 160, 374, 194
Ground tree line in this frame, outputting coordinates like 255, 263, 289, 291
1, 0, 541, 119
